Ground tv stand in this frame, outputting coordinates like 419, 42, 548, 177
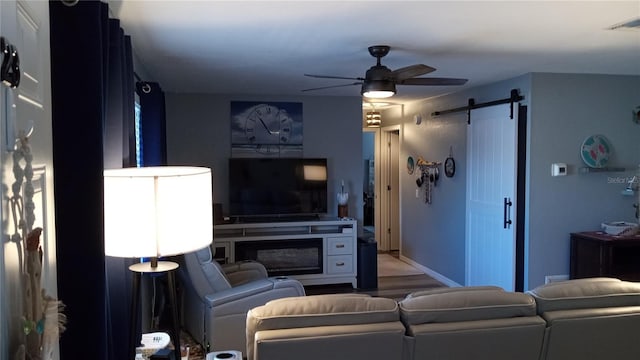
214, 218, 357, 287
235, 214, 321, 224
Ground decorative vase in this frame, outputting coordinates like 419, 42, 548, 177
337, 192, 349, 218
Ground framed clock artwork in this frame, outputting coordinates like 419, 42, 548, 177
231, 101, 303, 157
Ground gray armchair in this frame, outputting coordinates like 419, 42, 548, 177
179, 245, 305, 353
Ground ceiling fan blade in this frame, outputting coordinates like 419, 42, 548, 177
304, 73, 364, 81
390, 64, 436, 81
301, 82, 362, 92
398, 77, 468, 86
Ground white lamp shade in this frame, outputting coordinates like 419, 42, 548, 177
104, 166, 213, 258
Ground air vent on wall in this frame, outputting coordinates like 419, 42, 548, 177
608, 17, 640, 31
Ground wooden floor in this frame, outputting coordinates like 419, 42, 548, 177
305, 251, 446, 300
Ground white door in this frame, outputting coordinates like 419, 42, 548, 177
0, 0, 54, 358
466, 103, 517, 290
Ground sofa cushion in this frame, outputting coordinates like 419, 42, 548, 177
399, 289, 537, 325
248, 294, 399, 331
528, 277, 640, 314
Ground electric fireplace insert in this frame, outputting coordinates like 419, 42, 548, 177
235, 238, 323, 276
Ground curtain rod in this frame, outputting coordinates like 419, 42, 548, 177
431, 89, 524, 124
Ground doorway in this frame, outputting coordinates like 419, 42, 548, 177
379, 126, 401, 252
362, 125, 401, 252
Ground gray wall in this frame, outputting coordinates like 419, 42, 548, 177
384, 73, 640, 290
526, 73, 640, 289
164, 93, 364, 221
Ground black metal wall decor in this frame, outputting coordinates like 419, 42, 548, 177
0, 36, 20, 88
431, 89, 524, 124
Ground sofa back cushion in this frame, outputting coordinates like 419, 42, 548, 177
183, 246, 231, 298
248, 294, 398, 331
400, 288, 536, 325
528, 277, 640, 314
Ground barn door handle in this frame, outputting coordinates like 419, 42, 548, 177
503, 197, 513, 229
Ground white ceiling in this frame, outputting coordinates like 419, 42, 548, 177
110, 1, 640, 103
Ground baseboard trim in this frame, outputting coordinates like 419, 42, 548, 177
399, 255, 462, 288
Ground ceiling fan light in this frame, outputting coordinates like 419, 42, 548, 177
361, 80, 396, 98
366, 111, 382, 127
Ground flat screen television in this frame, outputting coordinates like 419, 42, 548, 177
228, 158, 328, 219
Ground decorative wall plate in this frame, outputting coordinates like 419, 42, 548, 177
580, 135, 612, 168
407, 156, 415, 175
444, 157, 456, 177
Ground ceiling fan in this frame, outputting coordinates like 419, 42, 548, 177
302, 45, 468, 98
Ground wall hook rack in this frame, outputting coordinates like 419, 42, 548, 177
415, 157, 441, 204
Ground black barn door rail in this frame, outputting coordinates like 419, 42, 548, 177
431, 89, 524, 124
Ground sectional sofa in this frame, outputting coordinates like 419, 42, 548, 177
245, 277, 640, 360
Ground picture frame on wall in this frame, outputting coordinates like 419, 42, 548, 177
230, 101, 303, 157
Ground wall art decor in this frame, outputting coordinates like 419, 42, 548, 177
230, 101, 303, 157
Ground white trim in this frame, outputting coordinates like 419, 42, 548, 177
399, 254, 462, 288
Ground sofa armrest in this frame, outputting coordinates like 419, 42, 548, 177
204, 277, 304, 308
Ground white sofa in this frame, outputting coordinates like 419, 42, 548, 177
244, 278, 640, 360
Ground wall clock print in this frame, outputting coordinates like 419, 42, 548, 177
230, 101, 303, 157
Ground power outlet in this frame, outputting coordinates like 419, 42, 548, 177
544, 274, 569, 284
415, 188, 420, 198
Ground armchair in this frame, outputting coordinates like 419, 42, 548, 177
179, 245, 305, 353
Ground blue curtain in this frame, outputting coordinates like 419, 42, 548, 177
136, 82, 167, 166
50, 2, 136, 359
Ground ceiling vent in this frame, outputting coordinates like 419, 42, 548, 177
608, 17, 640, 31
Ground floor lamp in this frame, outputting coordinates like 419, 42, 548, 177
104, 166, 213, 360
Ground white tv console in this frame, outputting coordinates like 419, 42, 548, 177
213, 219, 358, 287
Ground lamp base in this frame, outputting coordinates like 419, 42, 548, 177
129, 260, 182, 360
129, 260, 178, 273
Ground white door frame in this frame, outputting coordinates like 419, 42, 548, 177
378, 124, 402, 252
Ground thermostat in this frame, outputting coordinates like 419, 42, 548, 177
551, 163, 567, 176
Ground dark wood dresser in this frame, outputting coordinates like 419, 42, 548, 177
570, 231, 640, 281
